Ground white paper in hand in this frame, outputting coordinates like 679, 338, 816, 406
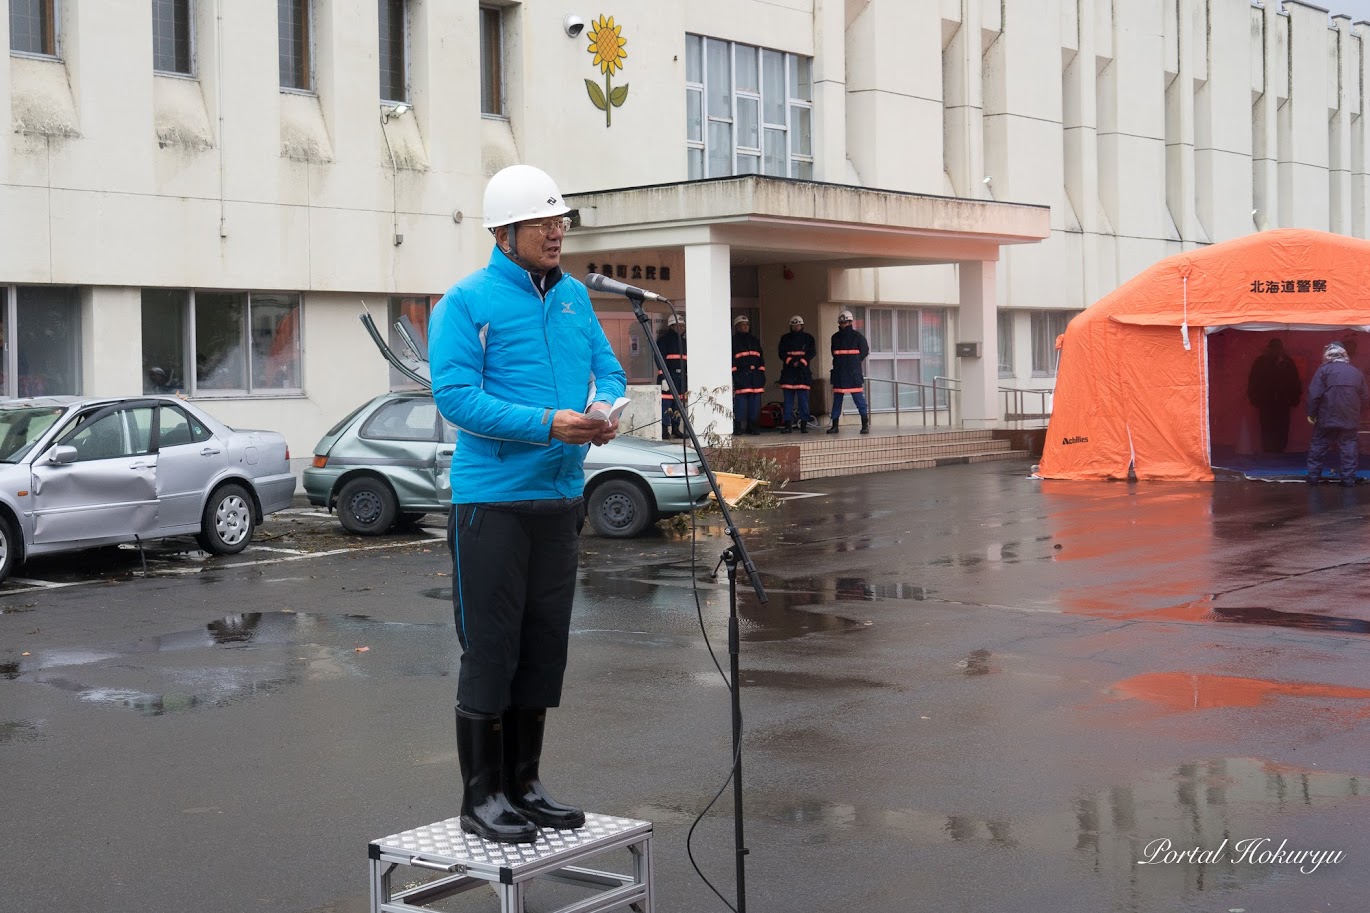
586, 396, 631, 423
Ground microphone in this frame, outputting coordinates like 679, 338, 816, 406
584, 272, 669, 303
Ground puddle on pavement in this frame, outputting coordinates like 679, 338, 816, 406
1110, 671, 1370, 714
1212, 604, 1370, 634
632, 755, 1364, 895
581, 566, 944, 641
927, 541, 1030, 567
737, 669, 891, 692
0, 719, 41, 743
4, 611, 454, 715
957, 648, 994, 676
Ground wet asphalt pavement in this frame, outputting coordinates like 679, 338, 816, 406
3, 461, 1370, 913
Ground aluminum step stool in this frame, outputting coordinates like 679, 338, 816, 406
369, 813, 653, 913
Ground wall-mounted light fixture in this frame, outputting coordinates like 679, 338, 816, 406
379, 103, 412, 246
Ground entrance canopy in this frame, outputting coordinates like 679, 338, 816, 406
1040, 228, 1370, 481
561, 176, 1050, 432
564, 175, 1050, 267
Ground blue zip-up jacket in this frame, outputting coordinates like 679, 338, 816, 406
429, 246, 627, 503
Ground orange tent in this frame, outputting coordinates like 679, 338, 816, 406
1039, 229, 1370, 480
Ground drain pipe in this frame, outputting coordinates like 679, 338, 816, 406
216, 0, 227, 238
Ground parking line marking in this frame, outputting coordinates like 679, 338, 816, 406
0, 537, 443, 594
8, 577, 82, 589
217, 538, 439, 569
247, 546, 308, 555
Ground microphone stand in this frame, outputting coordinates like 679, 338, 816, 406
624, 289, 768, 913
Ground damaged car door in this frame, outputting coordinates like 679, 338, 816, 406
30, 402, 160, 546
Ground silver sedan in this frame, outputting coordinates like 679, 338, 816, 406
0, 396, 295, 585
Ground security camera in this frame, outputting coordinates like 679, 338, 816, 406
564, 15, 585, 38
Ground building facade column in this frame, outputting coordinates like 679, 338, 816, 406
683, 242, 734, 438
958, 259, 998, 429
81, 287, 143, 396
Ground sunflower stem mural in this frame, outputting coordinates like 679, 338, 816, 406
585, 14, 628, 127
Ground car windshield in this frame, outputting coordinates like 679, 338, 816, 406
0, 406, 68, 462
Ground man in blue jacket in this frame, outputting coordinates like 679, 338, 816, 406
1306, 341, 1369, 486
429, 164, 626, 844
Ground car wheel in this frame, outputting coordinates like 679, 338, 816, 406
197, 483, 255, 555
338, 477, 398, 535
0, 514, 18, 586
587, 479, 653, 538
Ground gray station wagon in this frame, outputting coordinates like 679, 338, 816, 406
302, 314, 709, 538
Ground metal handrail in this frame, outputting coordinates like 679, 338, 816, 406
999, 385, 1053, 426
863, 376, 959, 427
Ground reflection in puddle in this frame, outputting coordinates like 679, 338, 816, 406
1074, 758, 1364, 900
4, 611, 454, 715
737, 669, 889, 691
1111, 672, 1370, 714
634, 756, 1365, 896
1212, 604, 1370, 634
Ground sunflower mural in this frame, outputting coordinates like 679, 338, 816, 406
585, 14, 628, 127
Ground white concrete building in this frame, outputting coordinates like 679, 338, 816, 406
3, 0, 1368, 462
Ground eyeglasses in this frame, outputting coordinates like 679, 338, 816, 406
523, 216, 572, 236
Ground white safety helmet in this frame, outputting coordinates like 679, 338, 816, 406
838, 309, 854, 322
483, 164, 571, 230
667, 313, 684, 327
733, 314, 750, 326
789, 315, 804, 326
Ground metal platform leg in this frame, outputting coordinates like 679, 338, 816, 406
630, 839, 653, 913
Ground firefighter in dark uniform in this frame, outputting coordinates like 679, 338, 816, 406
777, 315, 816, 434
828, 309, 870, 434
656, 314, 687, 439
731, 314, 766, 435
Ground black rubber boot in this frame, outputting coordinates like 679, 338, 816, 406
825, 418, 839, 435
456, 707, 539, 843
799, 421, 809, 434
860, 415, 870, 435
503, 707, 586, 830
781, 422, 792, 435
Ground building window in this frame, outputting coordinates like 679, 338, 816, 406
858, 307, 947, 411
140, 289, 302, 396
10, 0, 58, 57
278, 0, 312, 91
685, 34, 813, 180
479, 6, 504, 116
152, 0, 194, 75
1031, 310, 1073, 376
997, 310, 1014, 377
387, 296, 435, 389
378, 0, 407, 103
0, 286, 82, 397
